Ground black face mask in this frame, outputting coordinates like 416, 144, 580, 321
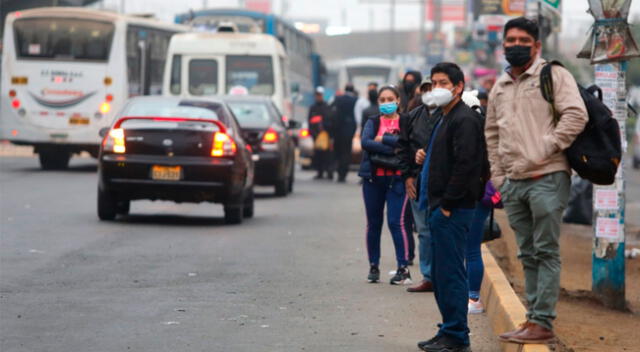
505, 45, 533, 67
404, 80, 416, 95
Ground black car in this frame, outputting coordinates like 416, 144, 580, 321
97, 97, 254, 224
223, 96, 297, 196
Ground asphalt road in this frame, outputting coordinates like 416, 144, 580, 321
0, 156, 500, 352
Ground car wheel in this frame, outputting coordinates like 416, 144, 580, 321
275, 176, 288, 197
116, 199, 130, 215
39, 150, 71, 170
243, 189, 254, 218
224, 206, 243, 224
97, 188, 117, 221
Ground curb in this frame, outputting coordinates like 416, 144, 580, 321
480, 244, 551, 352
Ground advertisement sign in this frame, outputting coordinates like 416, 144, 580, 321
245, 0, 271, 14
473, 0, 526, 16
426, 0, 465, 24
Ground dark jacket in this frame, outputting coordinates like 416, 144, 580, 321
307, 101, 333, 138
358, 115, 403, 179
361, 103, 379, 132
397, 105, 441, 181
427, 100, 489, 211
399, 71, 422, 113
330, 93, 358, 139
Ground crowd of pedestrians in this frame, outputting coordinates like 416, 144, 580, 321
308, 16, 588, 352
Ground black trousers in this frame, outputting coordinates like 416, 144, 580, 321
333, 136, 353, 180
313, 149, 333, 177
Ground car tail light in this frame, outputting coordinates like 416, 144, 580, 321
299, 128, 310, 138
103, 128, 126, 154
211, 132, 237, 157
262, 128, 279, 143
9, 90, 16, 98
11, 99, 21, 109
105, 94, 114, 102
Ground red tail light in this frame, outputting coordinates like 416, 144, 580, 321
211, 132, 237, 157
103, 128, 126, 154
11, 99, 21, 109
262, 128, 279, 144
299, 128, 310, 138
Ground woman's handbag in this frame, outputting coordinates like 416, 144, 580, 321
370, 152, 401, 170
315, 130, 330, 151
482, 207, 502, 243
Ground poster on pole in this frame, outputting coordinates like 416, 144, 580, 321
595, 189, 619, 210
595, 217, 623, 240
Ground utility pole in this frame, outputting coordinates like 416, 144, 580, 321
202, 0, 208, 10
120, 0, 125, 14
419, 0, 426, 60
390, 0, 396, 60
582, 0, 639, 311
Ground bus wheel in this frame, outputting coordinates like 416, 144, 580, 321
39, 149, 71, 170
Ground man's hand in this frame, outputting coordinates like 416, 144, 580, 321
440, 208, 451, 218
405, 177, 417, 200
415, 149, 426, 165
374, 135, 383, 142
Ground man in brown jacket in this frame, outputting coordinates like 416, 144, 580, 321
485, 17, 587, 344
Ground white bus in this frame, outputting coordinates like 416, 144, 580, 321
326, 58, 404, 98
163, 32, 292, 119
0, 7, 185, 169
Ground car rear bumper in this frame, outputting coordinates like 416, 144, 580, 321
99, 154, 246, 204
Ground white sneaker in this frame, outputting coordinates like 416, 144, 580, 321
468, 299, 484, 314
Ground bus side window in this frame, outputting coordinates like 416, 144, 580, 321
126, 26, 141, 97
170, 54, 182, 95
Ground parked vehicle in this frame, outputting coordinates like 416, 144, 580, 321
97, 96, 254, 224
222, 95, 296, 196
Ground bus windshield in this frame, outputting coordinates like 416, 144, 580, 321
346, 66, 391, 86
225, 55, 274, 95
14, 18, 115, 61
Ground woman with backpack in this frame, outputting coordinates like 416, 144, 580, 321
359, 86, 412, 285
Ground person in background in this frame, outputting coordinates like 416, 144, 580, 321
477, 91, 489, 115
308, 86, 334, 180
397, 76, 440, 293
459, 90, 494, 315
331, 83, 359, 183
415, 63, 487, 352
486, 17, 587, 344
355, 82, 379, 130
359, 85, 412, 285
400, 71, 423, 113
361, 85, 380, 132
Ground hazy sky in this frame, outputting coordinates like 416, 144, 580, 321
97, 0, 640, 37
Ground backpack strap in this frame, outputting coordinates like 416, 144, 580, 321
540, 60, 564, 125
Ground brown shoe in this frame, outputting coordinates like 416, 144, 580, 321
498, 321, 531, 342
508, 322, 555, 344
407, 280, 433, 292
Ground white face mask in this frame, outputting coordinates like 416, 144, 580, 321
421, 92, 436, 108
431, 87, 455, 107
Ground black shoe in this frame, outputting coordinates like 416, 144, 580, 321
418, 334, 470, 352
337, 178, 346, 183
367, 265, 380, 283
389, 266, 412, 285
327, 173, 334, 180
313, 174, 323, 180
418, 335, 442, 349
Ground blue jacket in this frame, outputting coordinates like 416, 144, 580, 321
358, 115, 402, 179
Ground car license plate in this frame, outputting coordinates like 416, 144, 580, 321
69, 116, 90, 125
151, 165, 182, 181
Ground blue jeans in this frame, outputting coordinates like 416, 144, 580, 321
410, 199, 431, 281
362, 176, 410, 267
430, 207, 475, 345
467, 203, 491, 300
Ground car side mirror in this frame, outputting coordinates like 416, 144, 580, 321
99, 127, 110, 138
287, 120, 301, 129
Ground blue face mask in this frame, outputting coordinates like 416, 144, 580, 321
379, 102, 398, 115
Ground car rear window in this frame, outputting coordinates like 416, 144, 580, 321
121, 100, 231, 125
227, 101, 275, 129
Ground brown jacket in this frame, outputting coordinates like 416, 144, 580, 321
485, 58, 588, 188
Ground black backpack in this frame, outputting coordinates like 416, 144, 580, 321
540, 61, 622, 185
